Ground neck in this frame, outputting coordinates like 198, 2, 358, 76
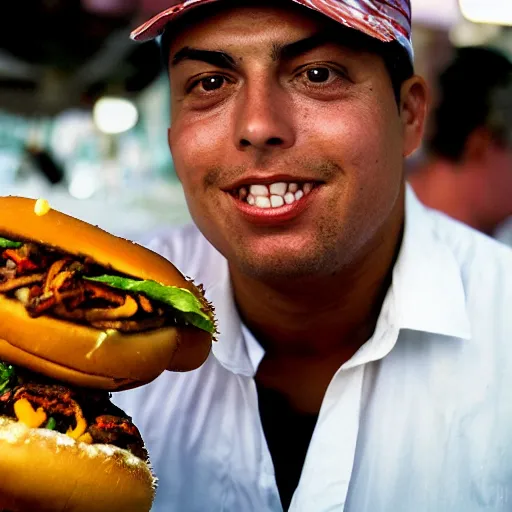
409, 158, 493, 234
229, 188, 405, 360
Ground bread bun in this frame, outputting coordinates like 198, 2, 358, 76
0, 417, 155, 512
0, 196, 213, 389
0, 196, 191, 291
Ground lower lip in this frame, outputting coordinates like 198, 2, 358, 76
229, 187, 319, 226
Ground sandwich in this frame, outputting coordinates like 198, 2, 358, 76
0, 361, 155, 512
0, 196, 216, 511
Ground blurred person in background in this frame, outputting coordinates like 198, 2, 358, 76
112, 2, 512, 511
409, 46, 512, 241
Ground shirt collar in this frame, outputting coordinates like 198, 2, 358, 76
209, 185, 471, 376
392, 185, 471, 339
204, 260, 252, 375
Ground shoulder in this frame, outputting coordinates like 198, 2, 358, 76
425, 208, 512, 321
404, 202, 512, 399
426, 208, 512, 278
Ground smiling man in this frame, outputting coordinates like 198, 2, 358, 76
113, 1, 512, 511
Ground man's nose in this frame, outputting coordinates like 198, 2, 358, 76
233, 79, 296, 152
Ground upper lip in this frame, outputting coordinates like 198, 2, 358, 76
222, 174, 323, 191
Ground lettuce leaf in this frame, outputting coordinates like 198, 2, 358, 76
0, 237, 22, 249
85, 275, 214, 334
0, 362, 16, 395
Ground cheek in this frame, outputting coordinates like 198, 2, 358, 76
170, 112, 231, 189
298, 94, 402, 182
295, 92, 404, 235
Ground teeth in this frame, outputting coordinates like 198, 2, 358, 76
270, 195, 284, 208
284, 192, 295, 204
238, 181, 315, 208
249, 184, 269, 197
255, 196, 271, 208
269, 182, 287, 196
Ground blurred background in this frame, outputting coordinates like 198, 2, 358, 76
0, 0, 511, 242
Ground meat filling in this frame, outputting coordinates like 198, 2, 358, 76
0, 367, 147, 460
0, 241, 178, 333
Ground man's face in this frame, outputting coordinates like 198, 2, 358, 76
168, 4, 424, 280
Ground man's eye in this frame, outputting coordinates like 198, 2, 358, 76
191, 75, 227, 93
305, 67, 332, 83
296, 66, 349, 87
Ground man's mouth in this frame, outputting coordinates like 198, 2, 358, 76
229, 181, 318, 209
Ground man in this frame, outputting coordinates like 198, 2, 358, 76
409, 46, 512, 238
113, 1, 512, 511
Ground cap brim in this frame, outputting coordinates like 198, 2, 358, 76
131, 0, 413, 62
131, 0, 217, 42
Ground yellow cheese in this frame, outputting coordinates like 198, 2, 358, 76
14, 399, 47, 428
66, 413, 87, 440
77, 432, 93, 444
34, 198, 51, 216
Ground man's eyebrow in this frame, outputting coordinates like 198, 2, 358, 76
171, 46, 237, 69
271, 33, 330, 61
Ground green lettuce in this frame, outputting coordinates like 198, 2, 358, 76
0, 237, 22, 249
45, 417, 57, 430
0, 362, 16, 395
85, 275, 214, 334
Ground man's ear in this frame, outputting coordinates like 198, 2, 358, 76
400, 76, 429, 158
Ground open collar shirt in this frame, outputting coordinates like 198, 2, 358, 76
113, 187, 512, 512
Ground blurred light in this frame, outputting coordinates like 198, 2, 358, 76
68, 163, 99, 200
411, 0, 460, 28
52, 110, 95, 160
81, 0, 137, 15
93, 97, 139, 135
450, 19, 502, 47
459, 0, 512, 26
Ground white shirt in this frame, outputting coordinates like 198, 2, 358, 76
113, 187, 512, 512
496, 217, 512, 247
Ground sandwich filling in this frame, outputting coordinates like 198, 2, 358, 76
0, 361, 147, 460
0, 236, 214, 334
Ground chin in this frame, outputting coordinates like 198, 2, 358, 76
235, 248, 333, 281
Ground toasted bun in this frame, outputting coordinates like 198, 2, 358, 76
0, 295, 211, 390
0, 417, 156, 512
0, 196, 191, 289
0, 196, 213, 389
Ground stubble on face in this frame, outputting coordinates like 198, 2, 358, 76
196, 159, 379, 281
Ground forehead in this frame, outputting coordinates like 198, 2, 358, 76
167, 3, 333, 53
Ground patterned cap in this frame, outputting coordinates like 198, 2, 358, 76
131, 0, 413, 62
